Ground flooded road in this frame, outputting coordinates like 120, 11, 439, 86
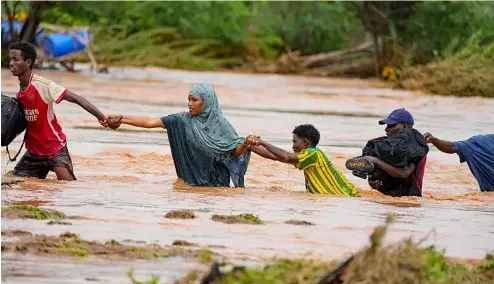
2, 66, 494, 283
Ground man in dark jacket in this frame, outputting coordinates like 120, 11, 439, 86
346, 108, 428, 197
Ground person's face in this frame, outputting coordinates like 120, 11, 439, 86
292, 134, 310, 153
9, 49, 30, 76
385, 123, 406, 137
188, 95, 204, 116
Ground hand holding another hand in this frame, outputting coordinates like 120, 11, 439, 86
103, 115, 123, 130
244, 135, 261, 147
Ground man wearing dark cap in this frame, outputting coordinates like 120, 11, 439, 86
346, 108, 428, 197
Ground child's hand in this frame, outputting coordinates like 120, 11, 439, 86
106, 115, 123, 130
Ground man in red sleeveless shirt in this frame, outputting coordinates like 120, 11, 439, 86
9, 42, 111, 180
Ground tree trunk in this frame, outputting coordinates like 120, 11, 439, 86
19, 1, 49, 43
371, 30, 381, 77
301, 41, 373, 68
2, 2, 17, 42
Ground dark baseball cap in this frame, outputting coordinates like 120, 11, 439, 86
378, 108, 414, 125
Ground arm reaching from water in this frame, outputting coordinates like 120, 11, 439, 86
122, 116, 165, 129
242, 135, 279, 161
230, 135, 263, 157
250, 145, 280, 161
424, 132, 456, 154
255, 138, 298, 164
103, 115, 165, 129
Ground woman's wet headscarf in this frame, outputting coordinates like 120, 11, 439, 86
186, 84, 244, 156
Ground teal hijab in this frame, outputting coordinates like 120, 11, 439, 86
186, 84, 244, 156
162, 84, 251, 187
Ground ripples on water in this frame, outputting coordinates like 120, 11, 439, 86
2, 67, 493, 282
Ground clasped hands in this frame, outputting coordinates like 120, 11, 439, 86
99, 115, 123, 130
244, 135, 261, 147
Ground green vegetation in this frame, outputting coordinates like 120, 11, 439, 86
220, 258, 336, 283
212, 213, 264, 225
164, 209, 196, 219
400, 34, 494, 97
180, 252, 493, 284
2, 205, 65, 220
105, 239, 122, 246
58, 243, 89, 257
198, 248, 214, 264
126, 269, 160, 284
2, 1, 493, 96
177, 215, 494, 283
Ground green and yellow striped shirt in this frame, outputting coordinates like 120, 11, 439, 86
296, 148, 359, 196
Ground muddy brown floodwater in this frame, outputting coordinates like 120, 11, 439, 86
2, 66, 494, 283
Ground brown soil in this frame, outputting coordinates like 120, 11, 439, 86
172, 240, 196, 247
165, 209, 196, 219
2, 230, 33, 237
12, 200, 50, 207
1, 231, 219, 261
2, 210, 36, 219
285, 220, 315, 226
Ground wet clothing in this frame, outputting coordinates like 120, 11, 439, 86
362, 129, 429, 169
13, 145, 76, 180
1, 94, 27, 147
16, 73, 68, 156
296, 148, 359, 196
453, 134, 494, 191
362, 128, 428, 197
161, 84, 250, 187
372, 156, 427, 197
186, 84, 244, 155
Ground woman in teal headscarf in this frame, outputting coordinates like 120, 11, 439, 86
105, 84, 257, 187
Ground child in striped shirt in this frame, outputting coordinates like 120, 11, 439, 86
246, 124, 359, 196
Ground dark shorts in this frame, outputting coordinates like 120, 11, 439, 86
13, 145, 76, 180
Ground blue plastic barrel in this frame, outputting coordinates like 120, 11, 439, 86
74, 30, 91, 46
44, 30, 91, 58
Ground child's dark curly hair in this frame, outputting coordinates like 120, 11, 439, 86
9, 42, 37, 69
292, 124, 320, 146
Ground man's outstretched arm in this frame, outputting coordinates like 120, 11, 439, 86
63, 91, 108, 125
424, 132, 456, 154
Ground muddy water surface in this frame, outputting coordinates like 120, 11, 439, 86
2, 66, 494, 283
